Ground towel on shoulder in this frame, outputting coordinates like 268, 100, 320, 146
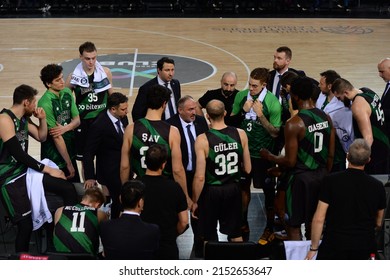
70, 61, 111, 94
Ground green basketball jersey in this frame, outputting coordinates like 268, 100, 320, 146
353, 89, 390, 167
53, 204, 100, 255
296, 108, 332, 171
205, 126, 243, 185
131, 119, 172, 177
0, 109, 29, 186
232, 89, 282, 157
38, 88, 79, 169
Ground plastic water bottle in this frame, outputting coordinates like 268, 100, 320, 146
370, 253, 375, 260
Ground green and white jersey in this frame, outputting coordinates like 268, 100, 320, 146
53, 204, 99, 255
296, 108, 332, 171
38, 88, 79, 169
205, 126, 243, 185
131, 118, 172, 177
231, 89, 282, 157
0, 109, 29, 186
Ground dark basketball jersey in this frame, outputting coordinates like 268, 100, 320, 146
296, 108, 332, 172
53, 204, 100, 255
0, 109, 29, 186
74, 73, 109, 120
131, 118, 172, 177
205, 126, 243, 185
353, 89, 390, 172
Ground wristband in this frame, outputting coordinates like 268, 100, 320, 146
310, 245, 318, 252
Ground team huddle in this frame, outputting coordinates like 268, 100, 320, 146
0, 42, 389, 260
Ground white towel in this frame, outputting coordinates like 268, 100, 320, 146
284, 240, 321, 260
26, 158, 57, 231
245, 87, 268, 120
70, 61, 111, 93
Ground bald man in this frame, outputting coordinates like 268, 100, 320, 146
196, 72, 239, 125
192, 99, 251, 244
378, 58, 390, 136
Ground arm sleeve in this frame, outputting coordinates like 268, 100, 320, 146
4, 136, 45, 172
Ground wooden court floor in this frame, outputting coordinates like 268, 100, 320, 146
0, 17, 389, 259
0, 17, 389, 156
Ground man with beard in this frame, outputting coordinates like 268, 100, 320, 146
267, 46, 306, 103
260, 77, 335, 241
332, 78, 390, 175
267, 47, 308, 156
0, 84, 78, 253
230, 67, 282, 244
315, 70, 354, 172
196, 72, 239, 126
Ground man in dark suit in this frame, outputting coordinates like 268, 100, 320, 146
83, 92, 129, 219
132, 56, 181, 122
100, 180, 160, 260
378, 58, 390, 136
267, 46, 306, 101
167, 95, 209, 258
267, 46, 309, 156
